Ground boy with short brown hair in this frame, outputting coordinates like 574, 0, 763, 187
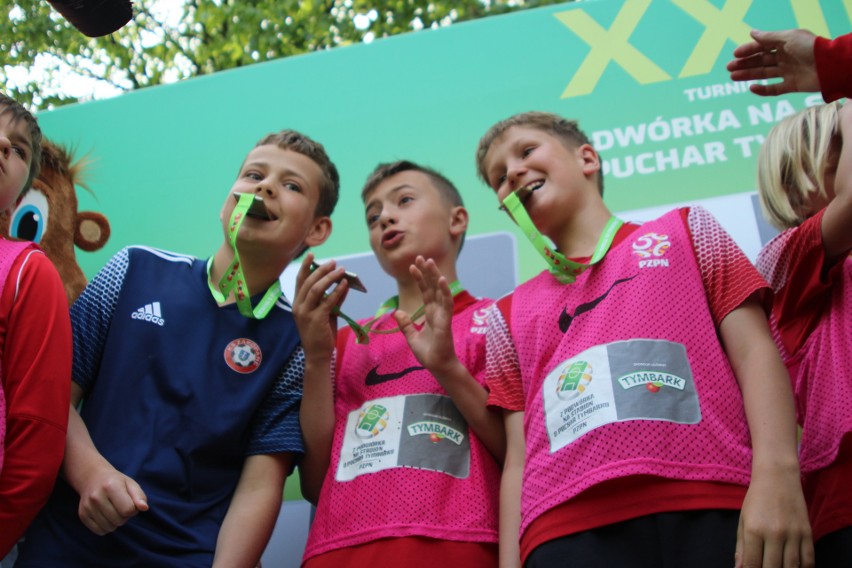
295, 160, 502, 567
17, 129, 337, 568
476, 111, 813, 568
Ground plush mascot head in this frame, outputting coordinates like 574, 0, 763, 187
0, 139, 111, 304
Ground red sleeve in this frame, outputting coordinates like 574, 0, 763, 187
682, 207, 770, 326
0, 249, 72, 556
485, 295, 525, 411
815, 33, 852, 103
755, 209, 840, 357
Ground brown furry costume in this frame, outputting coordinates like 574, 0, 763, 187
0, 140, 111, 304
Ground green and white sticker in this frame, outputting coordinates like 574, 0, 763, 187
543, 339, 700, 453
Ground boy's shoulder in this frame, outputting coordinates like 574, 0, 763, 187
0, 240, 63, 299
97, 245, 199, 284
122, 245, 197, 267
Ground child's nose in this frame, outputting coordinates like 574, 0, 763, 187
0, 136, 10, 159
379, 209, 396, 227
506, 167, 523, 188
253, 181, 274, 197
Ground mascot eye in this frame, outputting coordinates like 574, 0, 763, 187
10, 189, 49, 243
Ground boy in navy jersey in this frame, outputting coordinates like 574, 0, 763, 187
294, 161, 502, 567
17, 130, 338, 568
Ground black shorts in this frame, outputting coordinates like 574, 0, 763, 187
525, 510, 739, 568
816, 526, 852, 568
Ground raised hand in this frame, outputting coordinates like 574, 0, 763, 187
394, 256, 462, 378
292, 253, 349, 362
727, 29, 819, 96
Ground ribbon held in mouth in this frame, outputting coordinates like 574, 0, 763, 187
207, 192, 282, 319
499, 188, 623, 284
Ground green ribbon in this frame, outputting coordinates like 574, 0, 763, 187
500, 191, 623, 284
206, 192, 282, 319
343, 280, 464, 344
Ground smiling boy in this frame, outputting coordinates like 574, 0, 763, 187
16, 130, 338, 568
294, 160, 502, 567
476, 112, 813, 568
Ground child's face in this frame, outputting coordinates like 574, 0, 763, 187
221, 144, 330, 260
481, 126, 600, 236
0, 111, 34, 213
364, 170, 465, 275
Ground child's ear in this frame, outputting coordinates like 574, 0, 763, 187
577, 144, 601, 177
304, 216, 332, 248
449, 206, 469, 239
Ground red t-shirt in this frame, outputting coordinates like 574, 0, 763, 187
0, 243, 72, 556
303, 536, 496, 568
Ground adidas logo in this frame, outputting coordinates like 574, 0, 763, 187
131, 302, 165, 326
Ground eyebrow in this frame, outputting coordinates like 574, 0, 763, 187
364, 184, 415, 212
486, 138, 526, 185
243, 162, 309, 183
8, 131, 31, 155
485, 162, 502, 187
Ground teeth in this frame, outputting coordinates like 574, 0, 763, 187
517, 180, 544, 197
516, 180, 543, 199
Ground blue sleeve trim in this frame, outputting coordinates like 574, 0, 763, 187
70, 248, 131, 392
246, 346, 305, 457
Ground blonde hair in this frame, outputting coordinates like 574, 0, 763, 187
757, 102, 841, 230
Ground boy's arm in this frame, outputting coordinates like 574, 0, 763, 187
395, 256, 506, 462
820, 100, 852, 259
54, 247, 148, 535
499, 410, 524, 568
0, 251, 71, 556
63, 382, 149, 535
292, 254, 348, 503
212, 452, 291, 568
719, 298, 814, 568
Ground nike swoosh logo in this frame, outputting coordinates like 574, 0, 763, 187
559, 275, 637, 334
365, 365, 426, 385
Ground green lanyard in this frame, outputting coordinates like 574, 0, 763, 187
206, 192, 282, 319
344, 280, 464, 344
500, 191, 623, 284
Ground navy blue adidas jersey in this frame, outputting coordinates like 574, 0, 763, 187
18, 246, 304, 567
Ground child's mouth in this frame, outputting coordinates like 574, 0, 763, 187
246, 205, 277, 221
382, 230, 403, 248
516, 180, 543, 205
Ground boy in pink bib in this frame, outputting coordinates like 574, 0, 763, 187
476, 111, 812, 568
295, 161, 501, 567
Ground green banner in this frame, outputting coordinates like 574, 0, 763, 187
29, 0, 851, 283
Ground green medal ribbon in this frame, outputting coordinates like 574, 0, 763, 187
206, 192, 282, 319
343, 280, 464, 344
500, 191, 623, 284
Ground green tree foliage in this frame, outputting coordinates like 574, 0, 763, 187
2, 0, 568, 110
